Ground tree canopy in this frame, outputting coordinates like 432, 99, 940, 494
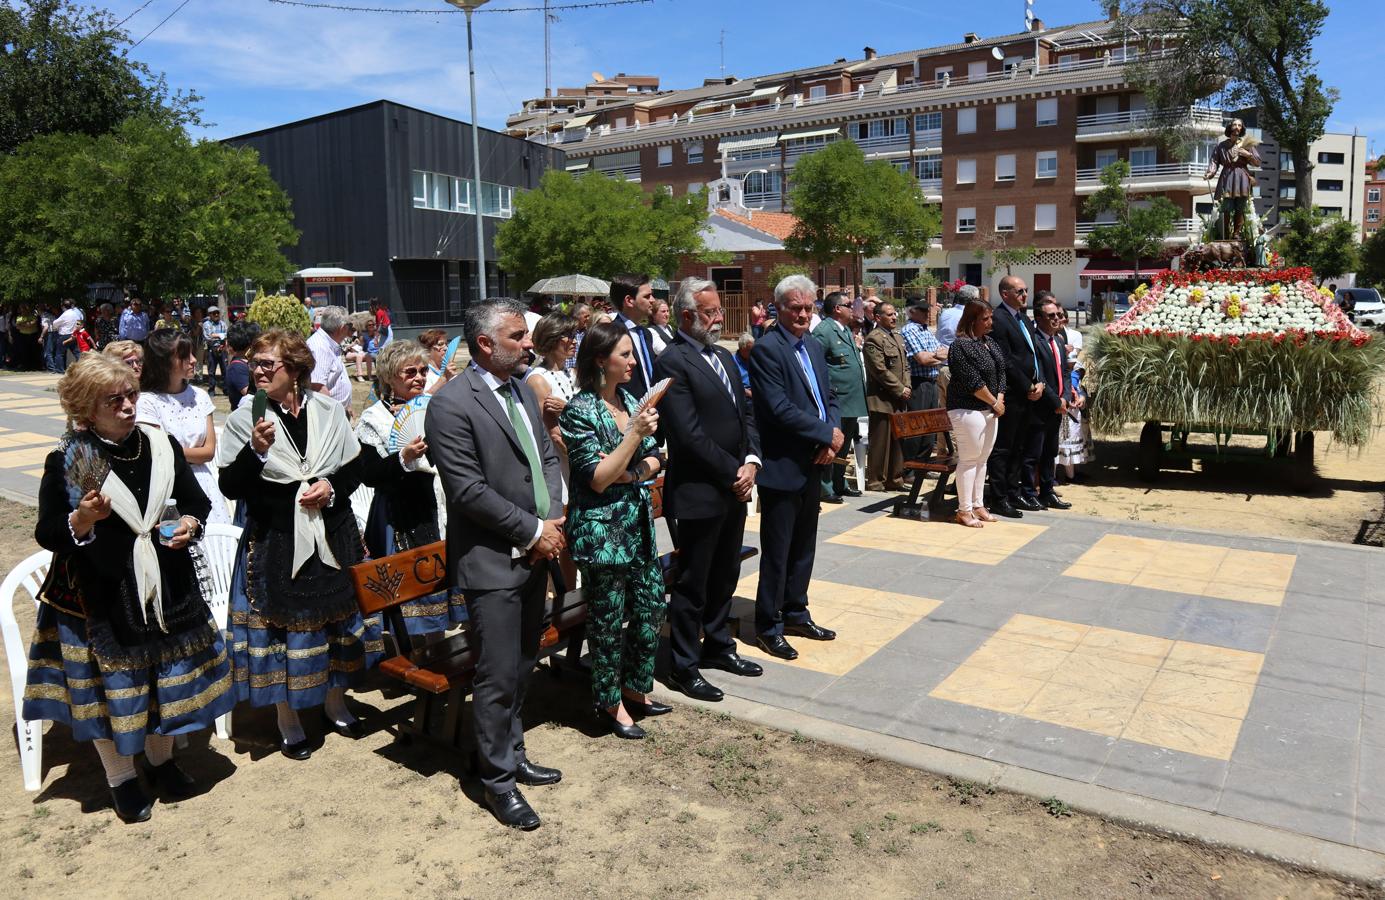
1275, 206, 1360, 284
0, 116, 298, 300
1082, 160, 1181, 278
783, 140, 940, 294
494, 170, 722, 290
1359, 229, 1385, 290
0, 0, 201, 155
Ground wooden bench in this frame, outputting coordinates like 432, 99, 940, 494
889, 408, 958, 520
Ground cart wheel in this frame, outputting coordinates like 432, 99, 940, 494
1293, 431, 1316, 488
1138, 422, 1163, 482
1273, 433, 1292, 458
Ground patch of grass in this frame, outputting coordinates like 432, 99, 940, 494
910, 821, 943, 834
1041, 796, 1073, 818
882, 837, 907, 855
32, 804, 50, 819
790, 730, 810, 743
850, 826, 869, 849
674, 810, 695, 825
962, 829, 977, 844
946, 777, 995, 805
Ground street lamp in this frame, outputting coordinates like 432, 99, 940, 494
446, 0, 491, 303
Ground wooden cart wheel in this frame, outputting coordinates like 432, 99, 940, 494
1292, 431, 1316, 488
1138, 421, 1163, 482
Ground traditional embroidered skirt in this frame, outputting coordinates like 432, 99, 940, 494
363, 494, 466, 639
227, 528, 384, 709
23, 604, 234, 756
1058, 408, 1094, 466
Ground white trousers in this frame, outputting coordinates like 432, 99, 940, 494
948, 409, 999, 513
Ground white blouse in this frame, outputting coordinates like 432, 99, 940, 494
135, 385, 230, 524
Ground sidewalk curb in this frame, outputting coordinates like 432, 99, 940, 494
652, 688, 1385, 889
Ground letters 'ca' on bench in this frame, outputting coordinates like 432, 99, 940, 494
888, 408, 957, 519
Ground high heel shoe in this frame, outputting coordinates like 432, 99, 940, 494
954, 510, 985, 529
596, 706, 646, 740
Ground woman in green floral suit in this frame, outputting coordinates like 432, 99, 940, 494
560, 322, 668, 740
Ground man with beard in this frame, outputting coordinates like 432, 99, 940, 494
654, 278, 763, 700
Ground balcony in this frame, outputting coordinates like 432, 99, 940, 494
1075, 218, 1201, 245
1075, 106, 1224, 141
1075, 162, 1205, 194
596, 164, 642, 182
917, 177, 942, 200
852, 132, 912, 156
742, 191, 784, 211
913, 127, 942, 151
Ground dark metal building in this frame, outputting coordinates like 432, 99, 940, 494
225, 99, 564, 330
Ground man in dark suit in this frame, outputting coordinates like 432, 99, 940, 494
609, 272, 656, 398
655, 277, 764, 701
426, 298, 567, 832
985, 275, 1047, 518
1023, 294, 1075, 510
812, 292, 867, 502
749, 275, 844, 661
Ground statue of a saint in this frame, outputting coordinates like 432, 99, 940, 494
1204, 118, 1261, 243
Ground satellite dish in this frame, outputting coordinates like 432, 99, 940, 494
991, 47, 1005, 61
591, 71, 606, 83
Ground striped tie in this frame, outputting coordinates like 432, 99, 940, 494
704, 346, 735, 400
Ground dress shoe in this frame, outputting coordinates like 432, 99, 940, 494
784, 620, 836, 641
323, 712, 366, 739
1016, 495, 1045, 512
281, 737, 313, 761
515, 759, 563, 786
840, 485, 863, 498
820, 493, 844, 504
666, 669, 724, 702
991, 499, 1024, 519
623, 694, 673, 716
1039, 492, 1072, 510
485, 788, 541, 830
755, 635, 799, 660
110, 778, 153, 824
596, 707, 646, 740
145, 760, 197, 801
700, 653, 763, 678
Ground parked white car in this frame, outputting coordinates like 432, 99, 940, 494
1337, 288, 1385, 327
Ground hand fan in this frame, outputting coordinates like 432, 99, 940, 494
637, 377, 672, 412
442, 335, 463, 371
63, 432, 110, 508
388, 394, 435, 473
251, 389, 268, 423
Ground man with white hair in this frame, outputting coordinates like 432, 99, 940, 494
308, 305, 354, 412
748, 274, 844, 661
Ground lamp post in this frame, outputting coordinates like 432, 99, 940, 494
446, 0, 491, 304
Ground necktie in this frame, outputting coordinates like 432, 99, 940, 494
1048, 336, 1063, 395
795, 339, 827, 421
629, 321, 653, 379
501, 383, 550, 519
1016, 308, 1040, 380
704, 346, 735, 401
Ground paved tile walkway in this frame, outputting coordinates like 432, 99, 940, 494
716, 493, 1385, 854
0, 372, 78, 503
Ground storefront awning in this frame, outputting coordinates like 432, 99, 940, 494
1080, 258, 1161, 280
718, 133, 780, 153
780, 127, 840, 142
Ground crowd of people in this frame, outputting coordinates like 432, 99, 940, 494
19, 271, 1095, 832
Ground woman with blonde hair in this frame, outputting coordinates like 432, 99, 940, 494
102, 339, 144, 375
25, 354, 232, 822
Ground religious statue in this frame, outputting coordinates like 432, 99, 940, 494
1204, 117, 1262, 245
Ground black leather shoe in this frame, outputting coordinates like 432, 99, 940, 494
840, 485, 863, 498
323, 712, 366, 739
666, 669, 724, 702
755, 635, 799, 660
145, 760, 197, 801
1016, 495, 1045, 512
992, 499, 1024, 518
597, 707, 646, 740
515, 759, 563, 786
700, 653, 763, 678
485, 788, 541, 830
820, 493, 844, 504
1039, 492, 1072, 510
281, 738, 313, 761
784, 620, 836, 641
111, 778, 153, 823
622, 695, 673, 716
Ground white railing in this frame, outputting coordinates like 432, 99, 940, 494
917, 177, 942, 195
1076, 106, 1224, 134
596, 164, 642, 182
913, 127, 942, 148
784, 140, 836, 162
726, 146, 781, 164
1075, 162, 1203, 186
1075, 218, 1200, 238
853, 132, 912, 152
743, 191, 783, 207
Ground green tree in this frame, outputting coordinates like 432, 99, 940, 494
0, 115, 297, 300
1126, 0, 1336, 208
1082, 160, 1181, 279
973, 231, 1038, 277
783, 140, 940, 298
0, 0, 200, 155
1359, 228, 1385, 289
247, 292, 312, 337
494, 170, 723, 290
1276, 206, 1360, 284
767, 263, 810, 288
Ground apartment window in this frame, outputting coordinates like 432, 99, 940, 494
915, 155, 942, 180
1130, 147, 1157, 171
1094, 149, 1119, 170
1279, 185, 1297, 200
995, 103, 1016, 131
1036, 150, 1058, 179
1036, 98, 1058, 127
1059, 53, 1079, 69
657, 145, 672, 167
1370, 188, 1382, 202
1279, 151, 1295, 172
894, 160, 911, 174
809, 84, 827, 100
956, 159, 977, 184
967, 61, 988, 81
934, 66, 952, 83
995, 154, 1016, 181
1034, 203, 1057, 231
914, 112, 942, 133
1369, 209, 1380, 222
686, 141, 703, 164
1317, 178, 1343, 192
957, 107, 977, 134
995, 205, 1016, 232
1003, 55, 1024, 73
1321, 206, 1343, 218
743, 170, 781, 196
1196, 202, 1215, 215
688, 181, 703, 195
957, 207, 977, 233
1318, 151, 1345, 165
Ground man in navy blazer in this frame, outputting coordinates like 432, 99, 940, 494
748, 275, 844, 661
1023, 293, 1075, 510
985, 276, 1047, 518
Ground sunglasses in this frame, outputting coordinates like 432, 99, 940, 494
250, 358, 284, 372
102, 388, 138, 410
399, 366, 425, 379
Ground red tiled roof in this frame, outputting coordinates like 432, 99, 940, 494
714, 208, 801, 242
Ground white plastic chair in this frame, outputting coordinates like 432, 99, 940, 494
350, 484, 374, 534
200, 523, 242, 741
1, 550, 53, 791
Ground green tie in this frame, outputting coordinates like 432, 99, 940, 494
501, 383, 550, 519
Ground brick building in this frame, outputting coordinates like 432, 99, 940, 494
1366, 161, 1383, 240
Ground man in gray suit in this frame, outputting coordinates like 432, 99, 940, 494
426, 298, 566, 831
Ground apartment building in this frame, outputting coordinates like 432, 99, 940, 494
514, 12, 1225, 303
506, 72, 662, 141
1237, 111, 1368, 232
1364, 161, 1382, 239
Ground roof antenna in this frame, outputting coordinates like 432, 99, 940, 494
720, 29, 727, 78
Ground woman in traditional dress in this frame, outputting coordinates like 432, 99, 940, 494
26, 355, 232, 822
136, 329, 231, 525
217, 329, 383, 759
354, 341, 456, 643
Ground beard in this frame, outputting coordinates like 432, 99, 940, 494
686, 319, 722, 347
491, 344, 525, 374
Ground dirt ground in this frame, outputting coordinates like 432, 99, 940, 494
0, 500, 1374, 899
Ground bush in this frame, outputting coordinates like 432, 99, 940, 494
247, 291, 311, 337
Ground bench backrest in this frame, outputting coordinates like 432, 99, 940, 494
350, 541, 448, 616
890, 408, 952, 440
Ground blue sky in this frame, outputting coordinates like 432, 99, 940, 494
106, 0, 1381, 153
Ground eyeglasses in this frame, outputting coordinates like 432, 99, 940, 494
123, 357, 143, 370
1010, 288, 1029, 295
399, 366, 425, 379
102, 389, 138, 410
250, 358, 284, 372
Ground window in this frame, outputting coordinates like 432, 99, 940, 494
1036, 150, 1058, 178
1036, 98, 1058, 127
688, 181, 703, 195
480, 182, 514, 218
915, 155, 942, 180
686, 141, 703, 164
957, 107, 977, 134
995, 205, 1016, 232
995, 154, 1016, 181
1370, 188, 1382, 202
1321, 206, 1343, 218
1034, 203, 1057, 231
894, 160, 911, 174
614, 117, 627, 130
1003, 55, 1024, 73
658, 185, 673, 197
453, 178, 473, 213
1279, 151, 1295, 173
1094, 149, 1119, 170
957, 207, 977, 234
743, 170, 781, 196
1317, 179, 1343, 192
657, 145, 672, 167
412, 171, 426, 208
967, 61, 989, 81
934, 66, 952, 83
1279, 184, 1297, 200
809, 84, 827, 100
1130, 147, 1157, 171
995, 103, 1016, 131
1369, 209, 1380, 222
1196, 202, 1215, 215
1058, 53, 1079, 69
410, 170, 495, 216
1318, 151, 1345, 165
914, 112, 942, 133
956, 159, 977, 184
